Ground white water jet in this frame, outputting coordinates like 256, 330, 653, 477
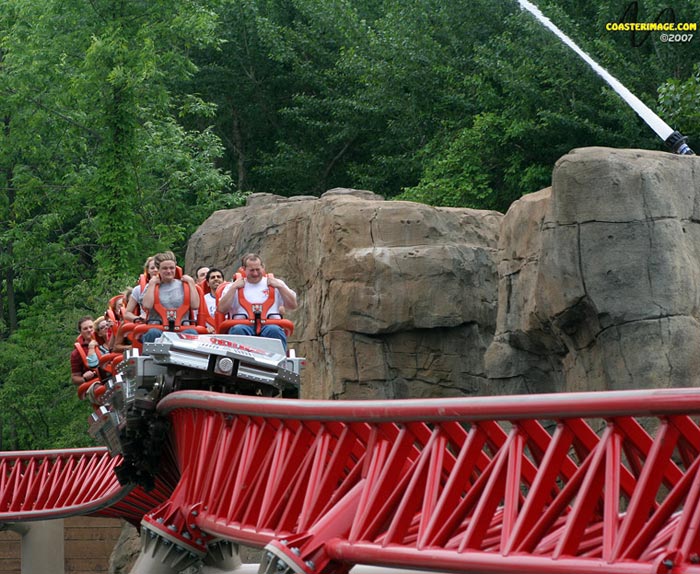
518, 0, 693, 154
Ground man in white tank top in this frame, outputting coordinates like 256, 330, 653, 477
218, 253, 297, 349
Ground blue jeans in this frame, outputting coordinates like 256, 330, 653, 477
228, 324, 287, 351
142, 327, 198, 343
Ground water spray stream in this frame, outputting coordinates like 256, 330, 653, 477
517, 0, 694, 155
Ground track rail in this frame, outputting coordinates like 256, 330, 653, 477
152, 388, 700, 574
0, 447, 174, 525
4, 388, 700, 574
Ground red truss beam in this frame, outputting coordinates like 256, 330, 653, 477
0, 447, 174, 525
153, 388, 700, 574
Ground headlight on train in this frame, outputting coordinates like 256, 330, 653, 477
216, 357, 235, 375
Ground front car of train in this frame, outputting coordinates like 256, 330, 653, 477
87, 332, 304, 488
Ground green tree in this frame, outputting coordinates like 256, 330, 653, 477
659, 65, 700, 145
0, 0, 235, 328
191, 0, 700, 208
0, 0, 236, 449
400, 0, 700, 210
188, 0, 386, 195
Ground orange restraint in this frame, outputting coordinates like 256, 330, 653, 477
125, 270, 207, 348
106, 294, 125, 325
151, 280, 195, 331
196, 282, 216, 331
74, 336, 111, 404
216, 273, 294, 337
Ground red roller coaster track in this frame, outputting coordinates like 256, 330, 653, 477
3, 388, 700, 574
0, 446, 175, 525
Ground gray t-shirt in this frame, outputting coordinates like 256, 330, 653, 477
147, 279, 185, 323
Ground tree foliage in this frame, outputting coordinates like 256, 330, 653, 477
0, 0, 237, 449
1, 0, 699, 449
187, 0, 700, 209
659, 65, 700, 137
398, 0, 700, 210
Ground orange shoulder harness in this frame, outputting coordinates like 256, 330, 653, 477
150, 281, 194, 331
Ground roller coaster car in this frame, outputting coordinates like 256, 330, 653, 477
87, 332, 304, 489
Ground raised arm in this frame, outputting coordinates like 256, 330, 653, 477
123, 287, 141, 321
268, 276, 298, 310
217, 277, 245, 313
141, 276, 160, 311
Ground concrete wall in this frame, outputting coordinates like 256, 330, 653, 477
0, 517, 122, 574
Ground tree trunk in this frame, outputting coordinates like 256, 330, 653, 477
231, 104, 247, 191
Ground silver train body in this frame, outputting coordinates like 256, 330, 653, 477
86, 332, 304, 488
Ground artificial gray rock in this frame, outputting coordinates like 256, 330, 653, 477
186, 189, 502, 399
485, 147, 700, 393
108, 522, 140, 574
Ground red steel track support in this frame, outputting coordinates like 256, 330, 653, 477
4, 389, 700, 574
148, 388, 700, 574
0, 447, 174, 525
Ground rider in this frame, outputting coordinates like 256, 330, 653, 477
217, 253, 297, 349
195, 265, 210, 284
89, 316, 112, 360
140, 251, 200, 343
124, 255, 158, 322
70, 315, 98, 388
199, 268, 225, 333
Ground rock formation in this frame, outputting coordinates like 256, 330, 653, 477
108, 522, 140, 574
485, 147, 700, 393
187, 147, 700, 400
112, 146, 700, 573
186, 189, 502, 399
